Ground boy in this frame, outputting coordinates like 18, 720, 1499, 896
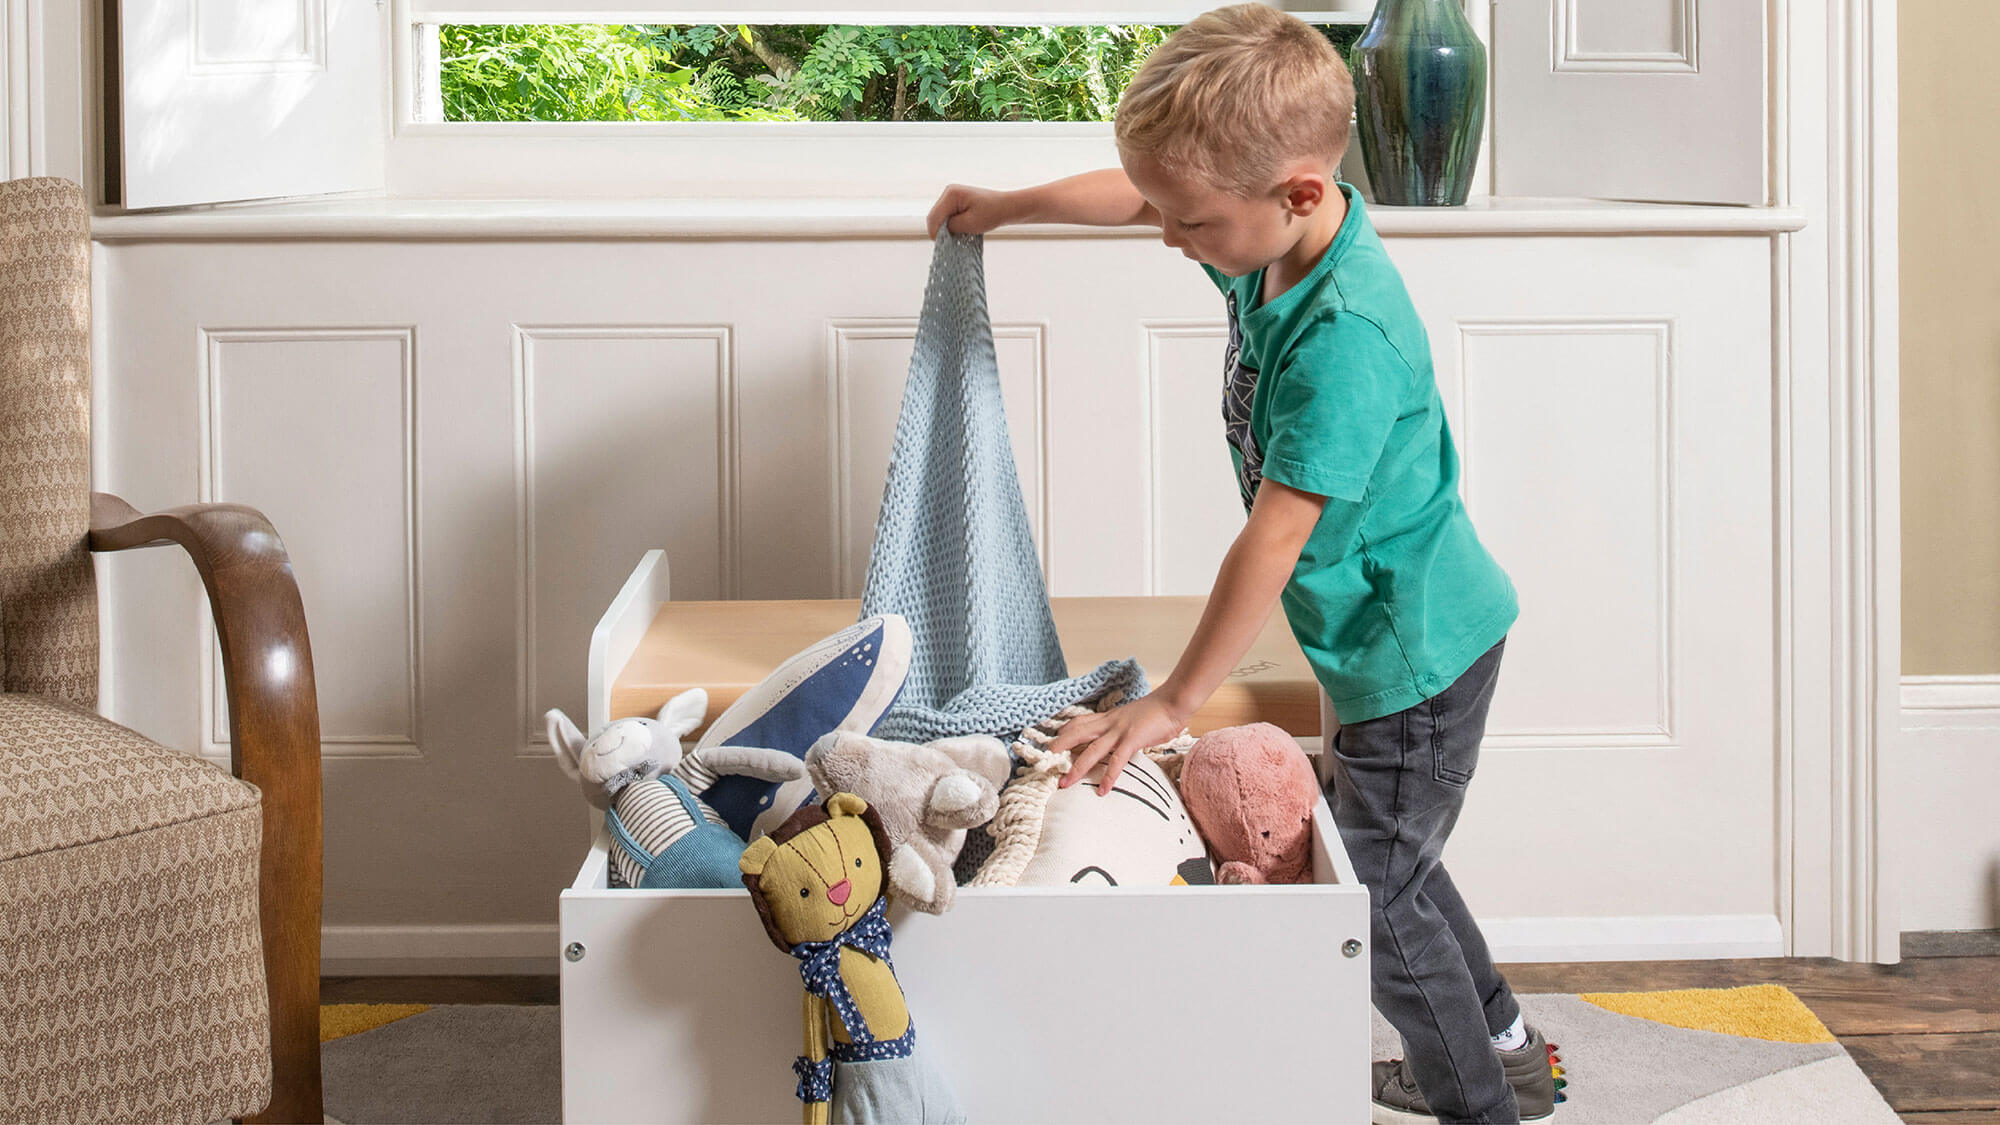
924, 6, 1551, 1123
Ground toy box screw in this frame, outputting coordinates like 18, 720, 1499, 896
565, 942, 586, 962
1342, 939, 1363, 958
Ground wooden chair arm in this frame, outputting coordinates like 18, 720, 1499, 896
88, 491, 324, 1125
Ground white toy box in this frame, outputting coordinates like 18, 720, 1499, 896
558, 551, 1371, 1123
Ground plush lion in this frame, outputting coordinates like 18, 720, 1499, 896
740, 794, 965, 1125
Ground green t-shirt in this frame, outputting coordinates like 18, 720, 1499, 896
1201, 184, 1518, 723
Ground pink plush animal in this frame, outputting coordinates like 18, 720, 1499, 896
1178, 723, 1320, 885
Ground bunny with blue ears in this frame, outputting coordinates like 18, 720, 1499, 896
547, 688, 807, 889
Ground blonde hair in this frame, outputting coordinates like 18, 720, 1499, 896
1114, 4, 1355, 198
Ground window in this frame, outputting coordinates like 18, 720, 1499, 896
425, 21, 1365, 125
382, 9, 1371, 199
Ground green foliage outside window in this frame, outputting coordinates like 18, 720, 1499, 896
440, 22, 1361, 124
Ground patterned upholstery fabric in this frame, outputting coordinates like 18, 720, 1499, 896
0, 177, 96, 707
0, 177, 273, 1123
0, 694, 271, 1123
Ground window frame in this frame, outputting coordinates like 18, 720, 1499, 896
384, 1, 1399, 200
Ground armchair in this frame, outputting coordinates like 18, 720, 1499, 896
0, 177, 323, 1123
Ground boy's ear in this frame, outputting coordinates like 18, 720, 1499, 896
1281, 169, 1328, 215
740, 835, 779, 877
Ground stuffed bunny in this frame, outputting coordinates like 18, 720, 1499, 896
547, 689, 806, 889
803, 730, 1010, 914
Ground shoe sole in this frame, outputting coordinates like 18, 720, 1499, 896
1371, 1097, 1557, 1123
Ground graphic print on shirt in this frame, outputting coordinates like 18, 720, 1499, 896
1221, 289, 1264, 512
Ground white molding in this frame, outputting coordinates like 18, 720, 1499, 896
5, 0, 43, 179
187, 0, 325, 75
3, 0, 15, 178
825, 318, 1050, 598
513, 323, 738, 749
1556, 0, 1700, 74
322, 922, 559, 976
1902, 675, 2000, 730
1846, 0, 1900, 966
1138, 318, 1226, 598
1484, 913, 1785, 963
1780, 0, 1900, 963
1771, 0, 1799, 962
1456, 318, 1680, 751
197, 326, 423, 761
87, 196, 1813, 242
406, 3, 1359, 19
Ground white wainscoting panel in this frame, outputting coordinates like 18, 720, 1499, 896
1395, 235, 1771, 923
1141, 320, 1240, 596
1458, 320, 1676, 747
515, 325, 735, 745
190, 0, 324, 74
97, 232, 1787, 964
200, 327, 418, 759
1558, 0, 1700, 73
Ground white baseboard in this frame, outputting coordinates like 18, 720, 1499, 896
1902, 674, 2000, 730
323, 923, 559, 976
1899, 676, 2000, 932
1482, 914, 1786, 963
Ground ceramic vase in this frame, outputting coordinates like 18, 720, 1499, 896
1350, 0, 1487, 207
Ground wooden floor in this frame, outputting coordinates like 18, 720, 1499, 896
326, 940, 2000, 1123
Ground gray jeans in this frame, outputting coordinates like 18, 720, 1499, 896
1325, 638, 1522, 1124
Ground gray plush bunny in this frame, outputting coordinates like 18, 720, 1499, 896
803, 730, 1011, 914
548, 688, 806, 889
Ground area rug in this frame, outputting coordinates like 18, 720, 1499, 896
321, 1004, 560, 1124
1371, 985, 1901, 1124
323, 986, 1899, 1123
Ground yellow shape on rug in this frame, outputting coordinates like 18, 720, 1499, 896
321, 1003, 431, 1043
1580, 984, 1835, 1044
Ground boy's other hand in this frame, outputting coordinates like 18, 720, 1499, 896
927, 184, 1016, 238
1047, 694, 1190, 796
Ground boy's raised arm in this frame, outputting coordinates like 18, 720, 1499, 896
927, 168, 1160, 238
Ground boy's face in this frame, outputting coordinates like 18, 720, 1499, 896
1122, 151, 1330, 277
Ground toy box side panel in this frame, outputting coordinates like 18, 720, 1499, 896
561, 882, 1370, 1125
1312, 794, 1363, 888
561, 888, 801, 1125
588, 549, 671, 734
561, 798, 1373, 1124
895, 883, 1372, 1124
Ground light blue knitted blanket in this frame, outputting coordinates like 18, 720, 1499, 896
859, 228, 1148, 743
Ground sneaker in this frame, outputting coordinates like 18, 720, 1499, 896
1369, 1057, 1441, 1124
1498, 1026, 1559, 1121
1369, 1026, 1560, 1124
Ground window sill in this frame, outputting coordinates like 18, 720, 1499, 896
89, 194, 1809, 243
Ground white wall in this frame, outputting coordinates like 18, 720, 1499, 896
1895, 0, 2000, 938
87, 220, 1789, 971
3, 0, 1936, 964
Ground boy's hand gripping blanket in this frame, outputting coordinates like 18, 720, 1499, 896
859, 228, 1148, 743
